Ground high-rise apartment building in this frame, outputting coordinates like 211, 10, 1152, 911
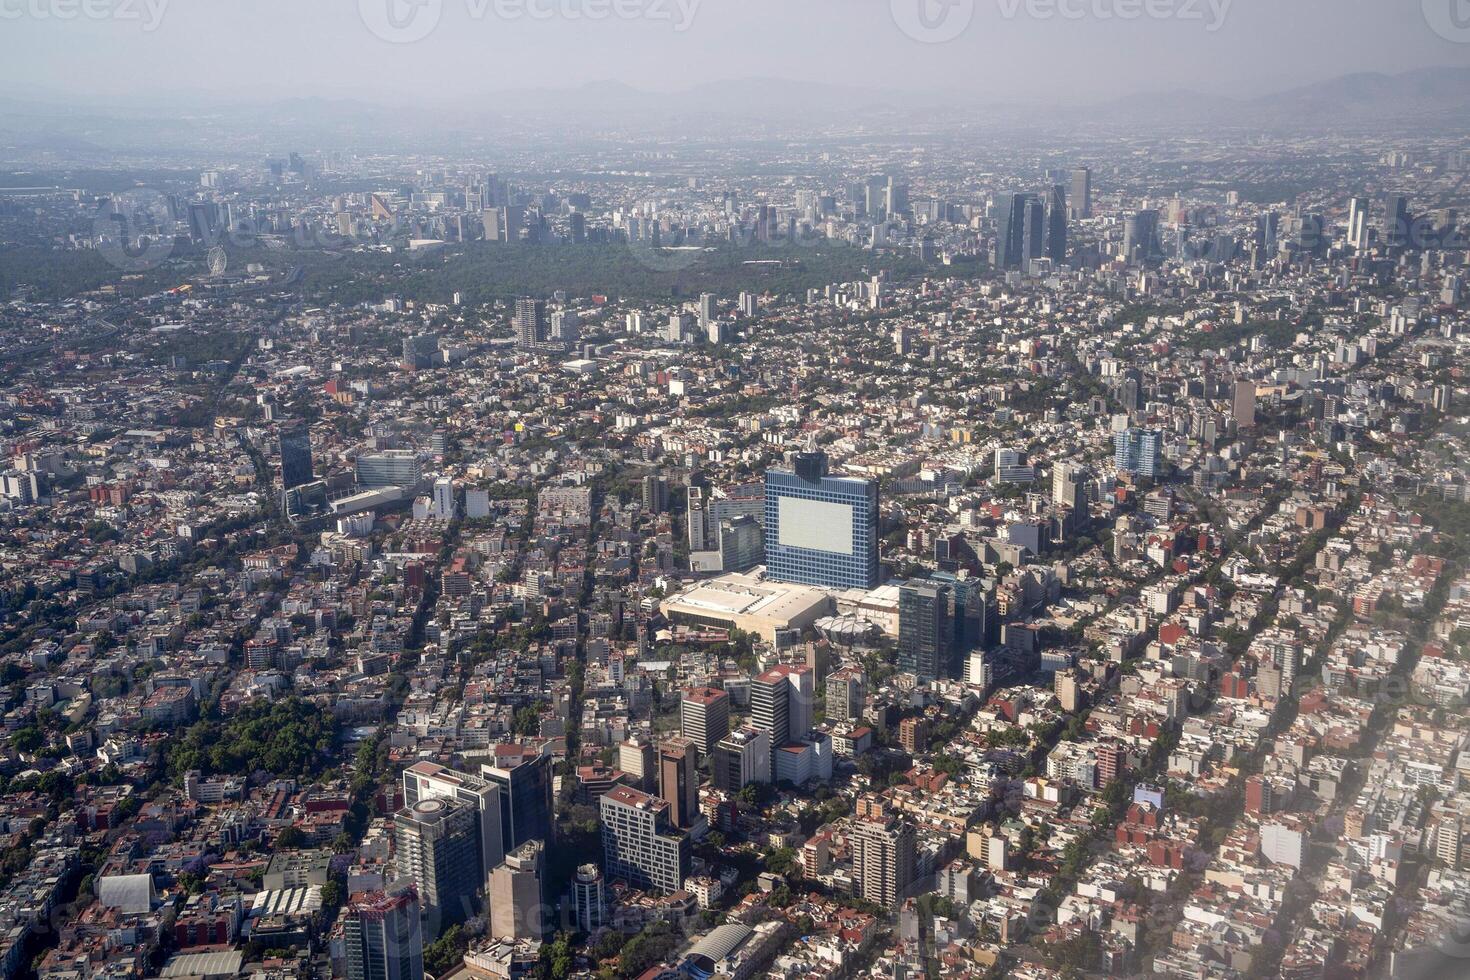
514, 298, 545, 350
851, 803, 916, 911
824, 668, 866, 724
599, 786, 690, 895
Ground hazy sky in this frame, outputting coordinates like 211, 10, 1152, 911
1, 0, 1466, 106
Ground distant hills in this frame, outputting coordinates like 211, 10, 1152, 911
2, 67, 1468, 161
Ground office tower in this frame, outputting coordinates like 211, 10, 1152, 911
825, 668, 866, 723
569, 211, 586, 243
402, 761, 506, 887
618, 737, 656, 793
402, 334, 438, 371
1046, 185, 1068, 263
711, 726, 771, 792
356, 451, 421, 489
680, 687, 731, 757
343, 885, 425, 980
994, 193, 1034, 270
1114, 428, 1163, 478
1296, 213, 1326, 255
764, 448, 879, 590
1233, 380, 1257, 429
1022, 196, 1046, 264
599, 785, 690, 894
1348, 197, 1371, 250
697, 292, 716, 327
1052, 462, 1089, 513
432, 477, 456, 521
851, 805, 916, 911
750, 668, 790, 760
572, 864, 605, 932
481, 209, 503, 242
642, 475, 668, 515
277, 423, 313, 492
687, 486, 715, 552
750, 663, 813, 767
514, 298, 545, 350
1255, 211, 1280, 255
393, 798, 480, 940
1124, 210, 1161, 265
656, 737, 700, 830
897, 581, 958, 682
1070, 167, 1092, 220
481, 749, 555, 852
1382, 194, 1410, 247
489, 840, 546, 941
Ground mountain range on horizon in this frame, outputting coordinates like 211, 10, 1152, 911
2, 66, 1469, 162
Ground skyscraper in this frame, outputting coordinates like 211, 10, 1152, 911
994, 193, 1035, 270
1347, 196, 1371, 250
764, 448, 879, 591
343, 885, 425, 980
599, 785, 690, 895
514, 298, 545, 350
481, 748, 555, 853
277, 423, 313, 492
897, 581, 958, 682
1046, 184, 1068, 263
1382, 194, 1410, 248
656, 737, 700, 830
750, 668, 790, 762
393, 798, 480, 940
1070, 167, 1092, 220
402, 761, 506, 886
488, 839, 546, 941
1022, 196, 1046, 264
680, 687, 731, 758
1124, 210, 1162, 265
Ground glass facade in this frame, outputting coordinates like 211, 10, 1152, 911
764, 451, 879, 590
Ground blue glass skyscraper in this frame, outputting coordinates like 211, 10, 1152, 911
764, 449, 879, 590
